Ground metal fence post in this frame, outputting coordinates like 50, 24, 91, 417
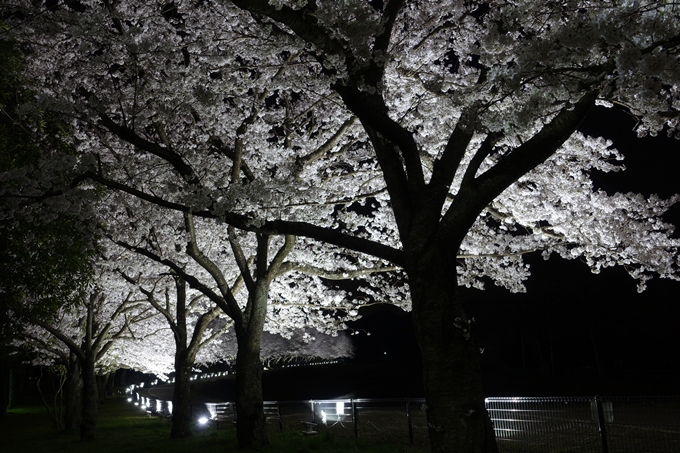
352, 399, 358, 438
407, 398, 414, 445
594, 395, 609, 453
276, 400, 283, 432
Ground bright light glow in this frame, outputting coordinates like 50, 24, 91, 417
198, 417, 209, 425
206, 403, 217, 419
134, 402, 139, 406
156, 400, 162, 413
139, 382, 145, 388
127, 397, 132, 402
336, 402, 344, 416
167, 401, 173, 415
141, 404, 147, 410
321, 410, 327, 426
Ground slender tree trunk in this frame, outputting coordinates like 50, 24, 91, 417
170, 348, 193, 439
80, 354, 98, 441
407, 243, 498, 453
0, 358, 9, 419
117, 368, 127, 388
105, 371, 115, 397
96, 374, 107, 405
64, 355, 82, 431
170, 276, 195, 439
235, 287, 268, 449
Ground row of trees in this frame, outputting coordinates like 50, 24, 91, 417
0, 29, 362, 444
2, 1, 680, 452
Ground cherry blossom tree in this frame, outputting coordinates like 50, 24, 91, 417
111, 234, 356, 438
5, 1, 680, 452
113, 251, 229, 439
12, 264, 158, 441
100, 189, 388, 445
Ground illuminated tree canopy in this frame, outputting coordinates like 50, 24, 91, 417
3, 1, 680, 451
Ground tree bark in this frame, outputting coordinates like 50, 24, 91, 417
80, 354, 98, 441
170, 348, 193, 439
169, 276, 197, 439
407, 243, 498, 453
235, 337, 267, 449
234, 287, 269, 449
64, 355, 83, 431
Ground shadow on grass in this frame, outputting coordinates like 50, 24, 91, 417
0, 398, 427, 453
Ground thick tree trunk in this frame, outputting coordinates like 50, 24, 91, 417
170, 276, 195, 439
234, 285, 269, 449
235, 337, 267, 449
80, 354, 99, 442
64, 355, 83, 431
170, 349, 193, 439
407, 245, 498, 453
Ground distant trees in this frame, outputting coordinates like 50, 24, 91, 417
0, 34, 96, 421
13, 265, 158, 441
102, 192, 384, 445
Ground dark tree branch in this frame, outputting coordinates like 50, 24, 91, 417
228, 226, 256, 294
34, 321, 86, 362
230, 0, 347, 60
459, 131, 503, 189
278, 262, 399, 280
94, 108, 200, 185
294, 116, 356, 178
81, 171, 403, 264
182, 214, 244, 325
263, 234, 296, 284
442, 90, 598, 240
107, 234, 236, 319
427, 107, 478, 208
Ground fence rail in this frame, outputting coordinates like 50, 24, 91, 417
130, 394, 680, 452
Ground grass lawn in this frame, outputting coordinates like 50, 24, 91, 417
0, 397, 428, 453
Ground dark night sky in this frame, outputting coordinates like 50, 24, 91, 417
347, 105, 680, 396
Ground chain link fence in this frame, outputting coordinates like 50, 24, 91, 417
131, 393, 680, 452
